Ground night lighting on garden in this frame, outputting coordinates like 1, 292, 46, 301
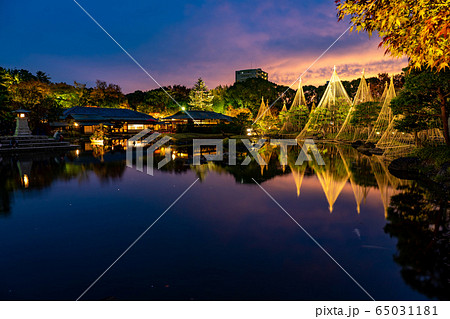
14, 109, 30, 118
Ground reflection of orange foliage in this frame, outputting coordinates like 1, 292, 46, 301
92, 145, 108, 158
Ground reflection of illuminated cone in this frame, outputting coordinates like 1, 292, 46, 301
315, 169, 349, 213
259, 144, 274, 176
312, 145, 351, 213
370, 156, 409, 218
336, 145, 370, 214
289, 163, 306, 197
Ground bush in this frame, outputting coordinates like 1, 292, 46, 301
413, 145, 450, 167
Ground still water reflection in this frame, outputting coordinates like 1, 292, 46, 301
0, 142, 448, 300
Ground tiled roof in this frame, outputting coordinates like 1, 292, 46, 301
63, 106, 156, 122
163, 110, 234, 121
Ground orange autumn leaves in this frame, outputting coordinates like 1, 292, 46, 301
336, 0, 450, 71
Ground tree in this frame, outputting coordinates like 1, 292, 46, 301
0, 68, 14, 134
50, 82, 88, 109
36, 71, 51, 84
224, 78, 294, 117
390, 67, 450, 145
211, 85, 228, 113
147, 88, 171, 113
166, 85, 190, 109
385, 182, 449, 300
7, 80, 62, 131
350, 101, 382, 133
89, 80, 126, 108
309, 98, 350, 135
188, 78, 214, 111
336, 0, 450, 71
227, 109, 253, 135
126, 90, 146, 111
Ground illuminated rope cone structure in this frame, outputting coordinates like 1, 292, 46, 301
297, 66, 351, 140
335, 69, 374, 141
367, 76, 445, 158
255, 96, 274, 123
280, 79, 309, 133
281, 100, 288, 113
367, 77, 397, 143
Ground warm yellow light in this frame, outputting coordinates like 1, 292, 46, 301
376, 131, 380, 135
20, 113, 25, 118
23, 174, 29, 188
128, 124, 144, 130
74, 122, 79, 127
246, 128, 251, 132
172, 153, 176, 160
181, 106, 186, 111
76, 149, 80, 156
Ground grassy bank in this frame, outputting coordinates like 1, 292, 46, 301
412, 145, 450, 168
409, 145, 450, 185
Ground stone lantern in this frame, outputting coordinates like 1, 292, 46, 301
13, 109, 32, 136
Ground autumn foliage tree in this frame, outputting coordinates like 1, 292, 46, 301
89, 80, 126, 108
336, 0, 450, 71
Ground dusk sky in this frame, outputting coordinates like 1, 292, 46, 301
1, 0, 408, 93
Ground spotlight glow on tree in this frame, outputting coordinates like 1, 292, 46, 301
189, 78, 214, 111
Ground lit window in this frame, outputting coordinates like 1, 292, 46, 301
128, 124, 144, 130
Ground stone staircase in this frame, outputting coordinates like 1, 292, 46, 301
0, 135, 79, 153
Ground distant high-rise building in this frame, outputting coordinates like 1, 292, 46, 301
235, 68, 268, 83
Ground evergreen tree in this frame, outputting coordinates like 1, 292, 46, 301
188, 78, 214, 111
390, 67, 450, 145
350, 101, 382, 132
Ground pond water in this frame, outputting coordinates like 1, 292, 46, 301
0, 141, 448, 301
